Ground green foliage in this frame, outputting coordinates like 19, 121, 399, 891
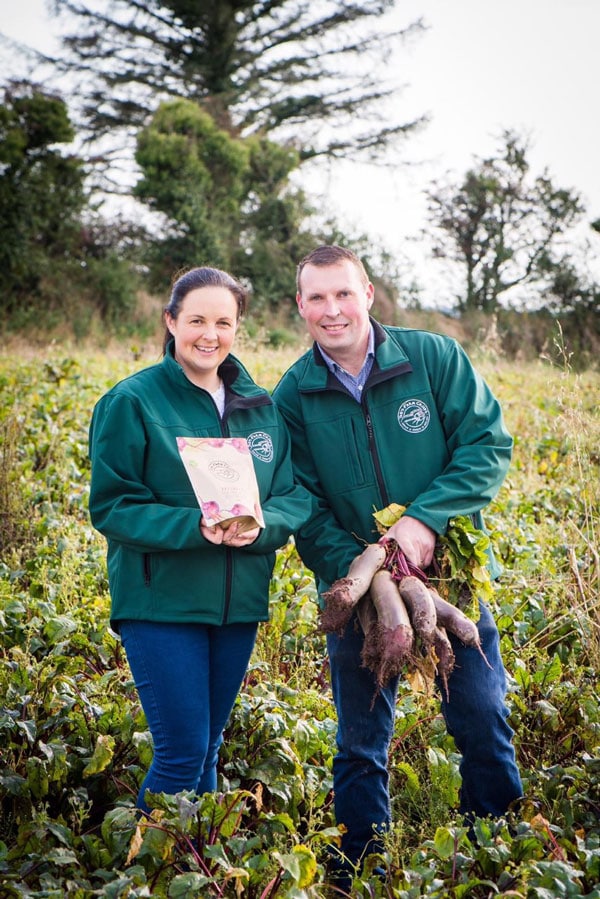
0, 83, 85, 312
233, 137, 318, 316
79, 251, 141, 333
0, 83, 145, 336
433, 515, 494, 612
2, 2, 427, 335
135, 98, 250, 284
1, 348, 599, 896
134, 99, 320, 312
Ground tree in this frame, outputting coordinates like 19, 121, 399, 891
133, 98, 318, 311
233, 137, 321, 312
426, 131, 586, 312
46, 0, 424, 171
134, 99, 250, 280
544, 256, 599, 318
133, 97, 401, 316
0, 82, 145, 332
0, 82, 86, 312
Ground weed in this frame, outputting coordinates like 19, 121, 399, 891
1, 346, 599, 896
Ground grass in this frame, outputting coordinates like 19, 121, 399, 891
0, 336, 599, 897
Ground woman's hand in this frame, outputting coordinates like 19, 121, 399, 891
221, 520, 260, 546
200, 518, 260, 546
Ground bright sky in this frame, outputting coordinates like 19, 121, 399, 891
2, 0, 599, 305
306, 0, 600, 303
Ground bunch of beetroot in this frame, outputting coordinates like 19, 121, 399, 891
319, 537, 490, 700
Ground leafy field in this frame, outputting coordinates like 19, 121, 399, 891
1, 340, 599, 898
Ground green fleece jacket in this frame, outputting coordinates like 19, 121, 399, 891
272, 320, 512, 593
89, 345, 312, 628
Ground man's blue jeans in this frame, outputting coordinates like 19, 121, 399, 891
119, 619, 257, 812
326, 601, 523, 865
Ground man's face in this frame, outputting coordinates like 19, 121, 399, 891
296, 260, 374, 369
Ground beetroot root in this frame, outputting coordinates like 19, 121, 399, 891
356, 592, 377, 638
361, 570, 415, 688
320, 543, 387, 635
397, 575, 437, 646
362, 621, 415, 688
433, 626, 455, 702
428, 587, 492, 668
319, 578, 360, 635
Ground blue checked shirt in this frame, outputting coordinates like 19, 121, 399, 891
317, 325, 375, 403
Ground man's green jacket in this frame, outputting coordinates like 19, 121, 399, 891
272, 319, 512, 593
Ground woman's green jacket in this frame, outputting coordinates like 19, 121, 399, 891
89, 346, 312, 629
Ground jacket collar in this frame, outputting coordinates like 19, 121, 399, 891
162, 338, 268, 401
301, 318, 412, 392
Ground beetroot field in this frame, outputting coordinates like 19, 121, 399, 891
1, 342, 599, 898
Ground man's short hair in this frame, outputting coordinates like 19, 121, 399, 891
296, 245, 369, 292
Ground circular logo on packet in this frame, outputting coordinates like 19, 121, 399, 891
247, 431, 274, 463
208, 460, 239, 481
397, 399, 430, 433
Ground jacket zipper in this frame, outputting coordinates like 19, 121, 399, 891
217, 383, 276, 622
220, 405, 233, 625
364, 405, 389, 508
143, 553, 151, 586
359, 352, 412, 508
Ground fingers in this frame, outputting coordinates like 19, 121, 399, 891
200, 518, 225, 544
221, 522, 240, 544
384, 515, 436, 569
221, 523, 260, 546
200, 518, 260, 547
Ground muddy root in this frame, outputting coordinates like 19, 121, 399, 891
361, 622, 414, 688
319, 579, 359, 635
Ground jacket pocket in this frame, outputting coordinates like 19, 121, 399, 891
309, 413, 369, 494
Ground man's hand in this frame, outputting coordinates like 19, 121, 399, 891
382, 515, 436, 569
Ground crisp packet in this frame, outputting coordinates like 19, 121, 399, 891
177, 436, 265, 533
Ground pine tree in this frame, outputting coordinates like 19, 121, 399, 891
49, 0, 424, 164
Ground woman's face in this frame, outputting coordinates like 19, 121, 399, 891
166, 286, 239, 390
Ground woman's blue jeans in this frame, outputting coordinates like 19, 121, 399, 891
326, 601, 523, 866
119, 619, 257, 812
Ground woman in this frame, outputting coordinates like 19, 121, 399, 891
89, 266, 312, 812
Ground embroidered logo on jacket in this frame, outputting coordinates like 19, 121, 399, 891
247, 431, 274, 463
397, 399, 430, 433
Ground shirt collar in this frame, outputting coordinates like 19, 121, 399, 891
317, 324, 375, 376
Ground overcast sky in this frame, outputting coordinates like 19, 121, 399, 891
306, 0, 600, 301
2, 0, 599, 305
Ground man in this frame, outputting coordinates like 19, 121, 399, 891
272, 245, 523, 884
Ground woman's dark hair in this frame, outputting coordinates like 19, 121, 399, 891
163, 267, 248, 354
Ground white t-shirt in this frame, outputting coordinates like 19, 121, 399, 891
210, 380, 226, 417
